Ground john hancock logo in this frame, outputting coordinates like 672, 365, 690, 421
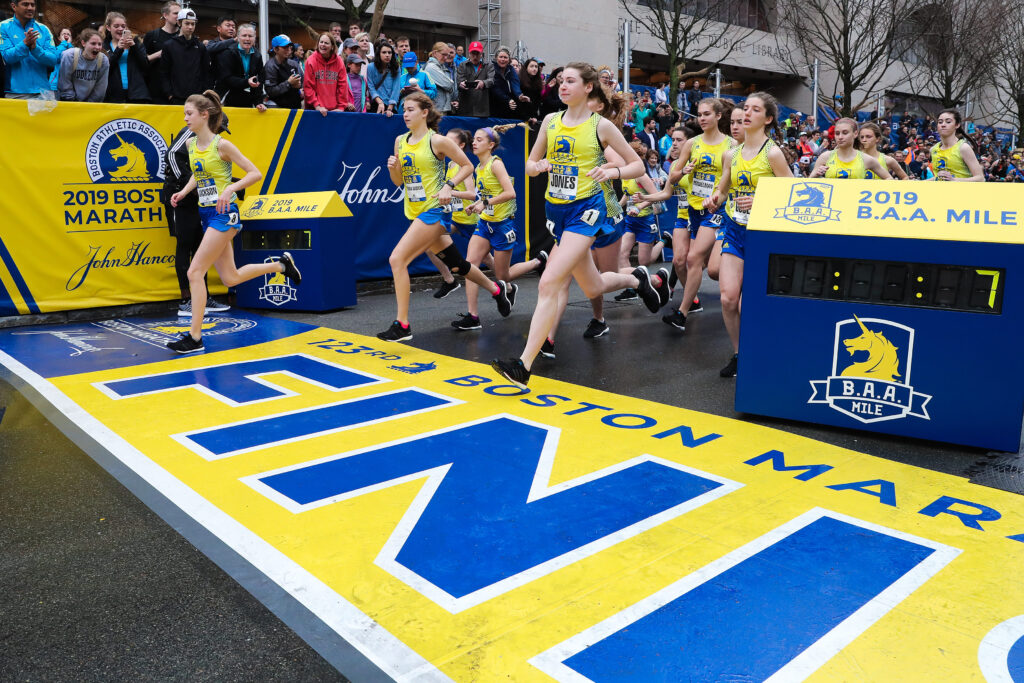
808, 315, 931, 424
258, 257, 298, 306
775, 181, 842, 225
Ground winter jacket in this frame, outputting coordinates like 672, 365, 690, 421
0, 17, 59, 95
490, 61, 522, 118
423, 56, 455, 113
303, 50, 352, 111
142, 26, 177, 103
366, 61, 400, 109
57, 48, 109, 102
263, 56, 302, 109
398, 67, 435, 103
455, 60, 493, 117
216, 44, 265, 108
104, 37, 151, 103
47, 39, 72, 90
160, 34, 211, 102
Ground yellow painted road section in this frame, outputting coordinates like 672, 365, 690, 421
31, 329, 1024, 681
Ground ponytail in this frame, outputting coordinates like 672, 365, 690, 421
185, 90, 225, 134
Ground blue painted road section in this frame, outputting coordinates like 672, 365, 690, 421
186, 389, 454, 457
563, 516, 936, 682
1009, 634, 1024, 682
260, 416, 725, 600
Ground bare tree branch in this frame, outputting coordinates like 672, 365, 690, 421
369, 0, 389, 42
981, 2, 1024, 133
276, 0, 322, 41
332, 0, 375, 23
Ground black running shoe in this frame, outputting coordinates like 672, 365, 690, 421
491, 357, 531, 389
661, 230, 673, 248
167, 333, 204, 354
377, 320, 413, 342
536, 249, 548, 276
279, 252, 302, 285
633, 266, 661, 313
614, 288, 638, 301
583, 318, 610, 338
451, 313, 481, 331
689, 296, 703, 313
668, 267, 678, 290
662, 310, 687, 330
720, 353, 738, 378
507, 282, 519, 309
493, 280, 513, 317
655, 267, 671, 308
540, 338, 556, 359
206, 297, 230, 313
434, 280, 461, 299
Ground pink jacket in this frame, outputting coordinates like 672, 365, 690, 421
303, 50, 353, 111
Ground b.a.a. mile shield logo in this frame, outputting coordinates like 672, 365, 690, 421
775, 181, 842, 225
809, 315, 931, 423
85, 119, 167, 183
258, 257, 298, 306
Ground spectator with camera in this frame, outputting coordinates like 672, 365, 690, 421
143, 2, 180, 103
264, 34, 302, 109
397, 50, 435, 103
490, 46, 527, 119
57, 28, 108, 102
102, 11, 151, 103
1, 0, 59, 98
160, 8, 211, 104
455, 40, 492, 117
304, 32, 353, 115
215, 22, 265, 110
367, 40, 400, 116
423, 42, 455, 114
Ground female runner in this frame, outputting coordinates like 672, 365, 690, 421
490, 62, 667, 388
708, 106, 745, 281
810, 117, 890, 179
706, 92, 794, 377
931, 109, 985, 181
378, 92, 516, 342
428, 128, 477, 300
167, 91, 301, 354
859, 123, 908, 179
452, 124, 547, 330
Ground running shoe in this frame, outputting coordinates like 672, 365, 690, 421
377, 320, 413, 342
583, 318, 610, 338
536, 250, 548, 276
614, 288, 638, 301
668, 267, 678, 290
655, 267, 671, 308
720, 353, 738, 378
662, 310, 686, 330
491, 357, 531, 389
633, 266, 661, 313
508, 282, 519, 309
540, 338, 556, 359
279, 252, 302, 285
689, 296, 703, 313
434, 280, 462, 299
167, 333, 204, 354
493, 280, 513, 317
177, 299, 192, 317
451, 313, 481, 331
661, 230, 673, 248
206, 297, 230, 313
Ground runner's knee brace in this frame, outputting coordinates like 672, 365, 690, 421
436, 244, 471, 276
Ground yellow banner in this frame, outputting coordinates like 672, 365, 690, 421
0, 100, 295, 314
750, 178, 1024, 243
239, 191, 353, 221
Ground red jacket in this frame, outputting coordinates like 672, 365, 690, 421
303, 50, 353, 111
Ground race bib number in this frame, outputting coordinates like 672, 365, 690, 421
504, 229, 516, 243
708, 212, 723, 227
197, 178, 219, 207
581, 209, 600, 226
442, 198, 464, 214
732, 192, 753, 225
549, 164, 579, 201
692, 172, 716, 198
674, 185, 687, 201
406, 175, 427, 203
484, 200, 496, 217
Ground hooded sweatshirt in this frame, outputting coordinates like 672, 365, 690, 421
302, 49, 352, 111
57, 47, 109, 102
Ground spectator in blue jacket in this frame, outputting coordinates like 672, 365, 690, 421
47, 28, 73, 93
397, 50, 435, 103
0, 0, 59, 98
490, 46, 527, 119
367, 40, 400, 116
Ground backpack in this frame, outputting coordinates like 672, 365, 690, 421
70, 48, 107, 100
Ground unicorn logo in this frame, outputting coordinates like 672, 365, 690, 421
243, 198, 266, 218
698, 153, 714, 168
809, 316, 931, 423
552, 136, 575, 162
389, 361, 437, 374
777, 181, 841, 225
836, 169, 850, 179
736, 171, 753, 190
402, 154, 415, 167
85, 119, 166, 183
258, 256, 298, 306
935, 158, 946, 170
841, 315, 901, 381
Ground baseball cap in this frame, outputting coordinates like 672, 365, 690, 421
346, 53, 364, 64
402, 51, 417, 67
468, 41, 484, 53
343, 38, 358, 50
177, 8, 196, 21
535, 57, 546, 65
271, 34, 294, 48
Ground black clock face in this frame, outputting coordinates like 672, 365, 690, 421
240, 230, 313, 251
768, 255, 1004, 314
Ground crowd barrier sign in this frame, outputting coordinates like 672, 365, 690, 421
0, 99, 528, 315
